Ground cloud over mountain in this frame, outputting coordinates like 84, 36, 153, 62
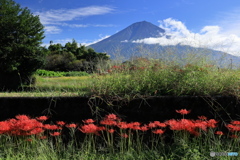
133, 18, 240, 56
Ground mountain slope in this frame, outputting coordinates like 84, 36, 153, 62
89, 21, 240, 67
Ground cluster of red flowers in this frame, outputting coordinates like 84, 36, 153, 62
0, 109, 239, 141
0, 115, 77, 138
78, 109, 240, 139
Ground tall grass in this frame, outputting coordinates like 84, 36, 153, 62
90, 59, 240, 98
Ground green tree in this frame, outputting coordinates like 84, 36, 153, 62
0, 0, 45, 90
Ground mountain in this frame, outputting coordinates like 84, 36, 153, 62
89, 21, 240, 67
89, 21, 166, 58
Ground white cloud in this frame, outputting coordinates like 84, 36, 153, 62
35, 6, 114, 25
86, 35, 110, 46
133, 18, 240, 56
44, 26, 62, 34
35, 6, 114, 34
55, 23, 115, 28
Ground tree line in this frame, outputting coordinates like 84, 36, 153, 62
43, 40, 110, 73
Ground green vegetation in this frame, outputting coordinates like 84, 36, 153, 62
43, 40, 110, 73
1, 57, 240, 98
35, 69, 90, 77
0, 0, 46, 90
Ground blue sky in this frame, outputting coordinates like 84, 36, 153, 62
15, 0, 240, 56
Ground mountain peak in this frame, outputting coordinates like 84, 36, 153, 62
91, 21, 165, 45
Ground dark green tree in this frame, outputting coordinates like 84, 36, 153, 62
0, 0, 45, 90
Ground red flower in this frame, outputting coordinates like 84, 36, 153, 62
152, 129, 165, 135
0, 121, 10, 134
66, 123, 77, 128
215, 131, 224, 135
79, 124, 100, 134
120, 133, 128, 138
100, 119, 117, 126
29, 127, 44, 135
56, 121, 66, 126
44, 124, 60, 130
140, 125, 149, 131
15, 115, 30, 120
176, 109, 191, 115
206, 119, 218, 128
50, 132, 61, 136
108, 129, 115, 133
154, 121, 167, 128
128, 122, 141, 130
82, 119, 95, 124
194, 120, 207, 131
117, 122, 129, 129
148, 122, 157, 128
226, 124, 240, 132
105, 114, 119, 120
231, 121, 240, 125
198, 116, 207, 120
36, 116, 48, 121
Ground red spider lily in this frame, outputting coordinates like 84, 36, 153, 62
100, 119, 117, 126
194, 120, 208, 131
44, 124, 61, 130
108, 129, 115, 133
56, 121, 66, 126
15, 115, 30, 120
148, 122, 158, 128
230, 134, 238, 138
148, 121, 166, 128
82, 119, 95, 124
154, 121, 167, 127
117, 122, 129, 129
0, 121, 11, 134
226, 124, 240, 132
79, 124, 103, 134
66, 123, 77, 128
165, 119, 196, 132
14, 119, 43, 131
206, 119, 218, 128
152, 129, 165, 135
140, 125, 149, 131
215, 131, 224, 135
36, 116, 48, 121
50, 132, 61, 136
105, 114, 119, 120
231, 121, 240, 125
198, 116, 207, 120
128, 122, 141, 130
29, 128, 44, 135
120, 133, 128, 138
176, 109, 191, 115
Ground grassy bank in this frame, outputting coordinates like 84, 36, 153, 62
1, 59, 240, 98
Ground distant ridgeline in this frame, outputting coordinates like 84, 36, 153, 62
89, 21, 240, 68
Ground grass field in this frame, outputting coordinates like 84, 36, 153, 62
1, 59, 240, 98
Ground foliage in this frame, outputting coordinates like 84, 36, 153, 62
35, 69, 89, 77
90, 59, 240, 97
0, 0, 46, 90
44, 40, 110, 73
